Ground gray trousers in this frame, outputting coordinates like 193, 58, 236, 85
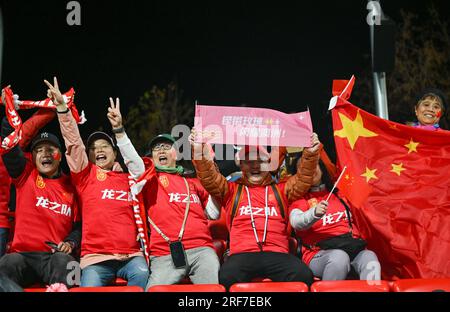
146, 246, 220, 290
309, 249, 381, 281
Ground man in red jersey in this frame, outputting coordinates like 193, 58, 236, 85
143, 134, 220, 289
0, 113, 80, 288
190, 130, 320, 289
48, 78, 149, 289
0, 92, 56, 257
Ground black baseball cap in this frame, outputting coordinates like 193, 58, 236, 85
146, 134, 176, 156
86, 131, 116, 149
30, 132, 61, 151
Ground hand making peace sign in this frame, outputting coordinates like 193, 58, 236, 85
44, 77, 66, 109
107, 97, 123, 130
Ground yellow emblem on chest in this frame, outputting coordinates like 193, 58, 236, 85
159, 175, 169, 188
96, 169, 107, 181
36, 175, 46, 189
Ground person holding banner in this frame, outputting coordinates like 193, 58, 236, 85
49, 77, 149, 289
142, 133, 220, 288
190, 130, 320, 289
0, 96, 80, 288
290, 161, 381, 281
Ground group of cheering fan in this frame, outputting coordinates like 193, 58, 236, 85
0, 77, 447, 291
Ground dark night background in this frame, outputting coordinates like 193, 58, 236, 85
0, 0, 449, 154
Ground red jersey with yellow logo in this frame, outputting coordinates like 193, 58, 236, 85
224, 182, 292, 256
10, 161, 79, 253
0, 157, 11, 229
71, 163, 140, 256
290, 190, 362, 265
143, 172, 213, 257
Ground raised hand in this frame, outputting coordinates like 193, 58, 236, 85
44, 77, 66, 108
305, 132, 320, 153
107, 97, 123, 130
314, 200, 328, 218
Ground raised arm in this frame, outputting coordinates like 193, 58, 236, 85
189, 129, 229, 202
285, 133, 320, 203
106, 97, 144, 179
45, 77, 88, 173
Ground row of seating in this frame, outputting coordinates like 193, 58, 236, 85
24, 279, 450, 292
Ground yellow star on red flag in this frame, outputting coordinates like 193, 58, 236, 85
391, 163, 406, 176
361, 167, 378, 183
334, 110, 378, 150
404, 139, 419, 154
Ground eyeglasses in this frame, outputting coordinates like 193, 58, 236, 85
152, 143, 173, 152
89, 144, 113, 152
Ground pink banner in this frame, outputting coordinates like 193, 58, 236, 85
194, 104, 312, 147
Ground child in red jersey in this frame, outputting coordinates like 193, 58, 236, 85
0, 111, 80, 288
47, 78, 149, 289
290, 161, 381, 281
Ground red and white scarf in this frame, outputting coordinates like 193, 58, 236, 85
129, 159, 156, 265
0, 86, 86, 155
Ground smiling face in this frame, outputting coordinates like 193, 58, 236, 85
151, 140, 177, 168
88, 139, 117, 170
240, 156, 271, 186
32, 142, 61, 178
415, 95, 444, 126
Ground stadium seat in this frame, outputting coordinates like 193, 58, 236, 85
208, 208, 228, 241
147, 284, 226, 292
70, 286, 143, 292
212, 239, 227, 263
392, 279, 450, 292
230, 282, 308, 292
24, 288, 47, 292
113, 278, 128, 286
288, 236, 299, 256
310, 280, 390, 292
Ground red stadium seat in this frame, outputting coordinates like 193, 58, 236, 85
70, 286, 143, 292
230, 282, 308, 292
392, 279, 450, 292
212, 239, 227, 263
113, 278, 128, 286
288, 237, 298, 256
147, 284, 226, 292
310, 280, 390, 292
24, 288, 47, 292
208, 208, 228, 241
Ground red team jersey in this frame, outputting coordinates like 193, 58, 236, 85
71, 163, 140, 256
143, 172, 213, 257
224, 182, 292, 256
10, 161, 79, 253
290, 190, 361, 265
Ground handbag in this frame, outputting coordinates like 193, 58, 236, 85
314, 192, 367, 260
316, 232, 367, 260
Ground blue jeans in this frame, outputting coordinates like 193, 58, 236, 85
0, 228, 9, 258
81, 256, 149, 289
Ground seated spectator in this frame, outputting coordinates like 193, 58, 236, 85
190, 130, 320, 290
48, 78, 149, 289
143, 134, 220, 289
0, 95, 81, 288
290, 161, 381, 281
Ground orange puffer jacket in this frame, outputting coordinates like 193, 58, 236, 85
192, 145, 320, 204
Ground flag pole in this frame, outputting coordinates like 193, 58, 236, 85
325, 166, 347, 202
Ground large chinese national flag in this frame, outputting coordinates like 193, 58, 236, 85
331, 94, 450, 279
